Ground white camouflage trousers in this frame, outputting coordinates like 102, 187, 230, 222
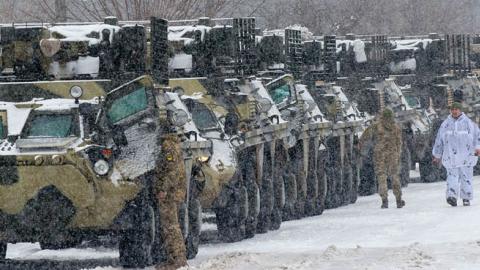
446, 166, 474, 200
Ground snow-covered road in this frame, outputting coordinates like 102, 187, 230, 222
7, 177, 480, 270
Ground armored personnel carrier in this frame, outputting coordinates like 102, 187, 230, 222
0, 17, 214, 266
256, 27, 365, 214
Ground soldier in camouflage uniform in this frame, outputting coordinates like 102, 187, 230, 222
361, 109, 405, 208
155, 135, 188, 270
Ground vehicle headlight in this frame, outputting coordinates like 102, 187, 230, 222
230, 135, 245, 148
257, 97, 272, 113
94, 159, 110, 176
196, 155, 210, 163
70, 85, 84, 99
172, 109, 189, 127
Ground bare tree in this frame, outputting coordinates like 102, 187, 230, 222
16, 0, 266, 22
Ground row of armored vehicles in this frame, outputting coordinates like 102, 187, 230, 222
0, 16, 477, 268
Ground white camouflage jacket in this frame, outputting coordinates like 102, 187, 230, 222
433, 113, 480, 168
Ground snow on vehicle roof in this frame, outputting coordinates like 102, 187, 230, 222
168, 25, 211, 45
337, 39, 367, 63
263, 25, 313, 41
390, 39, 433, 51
168, 53, 193, 72
49, 24, 121, 45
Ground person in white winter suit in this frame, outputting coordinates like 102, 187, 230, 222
433, 102, 480, 206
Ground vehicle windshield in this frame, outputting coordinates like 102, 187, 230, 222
107, 87, 148, 124
24, 114, 75, 138
405, 95, 419, 108
185, 100, 217, 130
268, 82, 291, 104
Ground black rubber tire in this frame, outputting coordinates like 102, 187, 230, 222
0, 242, 6, 260
350, 141, 360, 204
186, 198, 201, 259
325, 136, 343, 209
293, 143, 307, 219
400, 146, 411, 187
342, 136, 354, 206
257, 146, 274, 234
352, 137, 359, 204
315, 148, 328, 215
119, 190, 158, 268
216, 185, 248, 243
305, 139, 319, 216
359, 146, 377, 196
270, 145, 286, 230
282, 167, 297, 221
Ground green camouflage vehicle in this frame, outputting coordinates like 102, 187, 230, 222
257, 27, 362, 217
168, 17, 296, 242
0, 75, 211, 267
262, 74, 334, 219
169, 75, 290, 241
0, 17, 212, 266
307, 80, 367, 209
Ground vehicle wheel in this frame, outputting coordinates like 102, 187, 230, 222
186, 198, 201, 259
342, 139, 354, 206
282, 163, 297, 221
186, 167, 204, 259
315, 148, 328, 215
237, 147, 260, 239
0, 242, 6, 260
293, 143, 307, 219
350, 141, 360, 204
350, 136, 360, 203
257, 146, 274, 234
270, 145, 286, 230
359, 146, 377, 196
305, 139, 319, 216
325, 136, 342, 209
216, 184, 247, 243
119, 189, 158, 268
400, 146, 411, 187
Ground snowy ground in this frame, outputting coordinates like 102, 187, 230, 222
6, 174, 480, 270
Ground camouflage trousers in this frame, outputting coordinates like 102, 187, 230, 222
374, 158, 402, 202
158, 200, 187, 266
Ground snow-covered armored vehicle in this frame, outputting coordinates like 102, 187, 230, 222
168, 17, 298, 241
0, 17, 212, 266
262, 74, 333, 218
309, 81, 367, 207
257, 27, 363, 215
0, 75, 211, 267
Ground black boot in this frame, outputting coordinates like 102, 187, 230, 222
463, 199, 470, 206
396, 199, 405, 208
447, 197, 457, 207
381, 198, 388, 209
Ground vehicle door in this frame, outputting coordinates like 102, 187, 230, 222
101, 76, 160, 180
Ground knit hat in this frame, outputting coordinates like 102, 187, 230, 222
449, 102, 463, 110
382, 108, 394, 119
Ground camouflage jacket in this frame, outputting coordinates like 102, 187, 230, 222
361, 117, 402, 160
155, 134, 186, 202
